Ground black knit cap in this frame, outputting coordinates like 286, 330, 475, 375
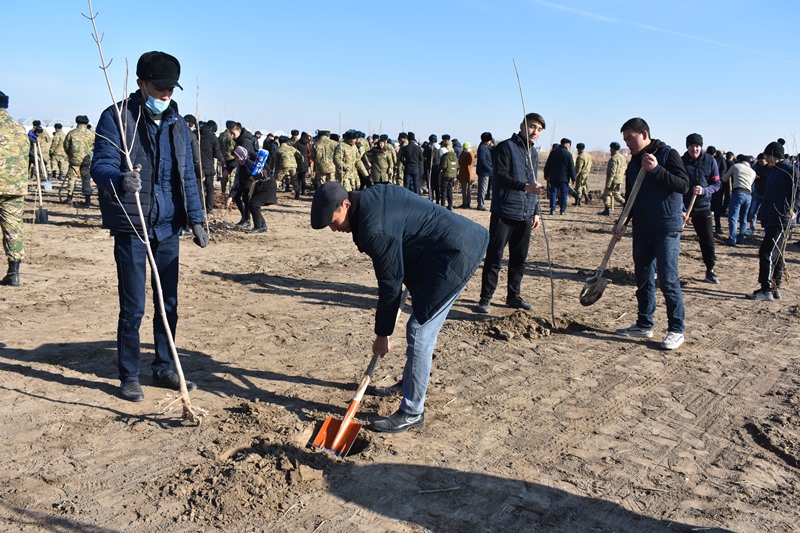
610, 142, 620, 150
686, 133, 703, 147
291, 129, 299, 136
764, 141, 785, 159
136, 51, 183, 90
0, 91, 8, 108
75, 115, 90, 125
311, 181, 348, 229
576, 143, 585, 150
183, 114, 197, 126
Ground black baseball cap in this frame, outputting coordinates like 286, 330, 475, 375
311, 181, 348, 229
136, 51, 183, 90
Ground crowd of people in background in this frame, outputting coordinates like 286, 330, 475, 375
4, 90, 800, 312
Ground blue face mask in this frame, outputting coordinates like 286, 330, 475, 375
145, 95, 170, 115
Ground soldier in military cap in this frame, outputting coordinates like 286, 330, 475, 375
312, 129, 337, 188
601, 141, 626, 216
63, 114, 95, 206
49, 123, 68, 181
0, 91, 30, 287
275, 135, 302, 198
334, 130, 366, 191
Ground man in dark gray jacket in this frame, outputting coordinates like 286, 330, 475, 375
311, 182, 488, 433
474, 113, 544, 314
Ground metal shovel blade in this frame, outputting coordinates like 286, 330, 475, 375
580, 273, 608, 306
311, 415, 363, 457
35, 208, 48, 224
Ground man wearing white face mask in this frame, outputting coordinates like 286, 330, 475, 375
91, 51, 208, 402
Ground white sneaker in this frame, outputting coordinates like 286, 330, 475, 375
615, 324, 654, 339
660, 332, 685, 350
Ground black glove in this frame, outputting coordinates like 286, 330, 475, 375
121, 170, 141, 192
191, 223, 209, 248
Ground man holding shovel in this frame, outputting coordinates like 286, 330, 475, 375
310, 181, 489, 433
91, 51, 208, 402
612, 118, 690, 350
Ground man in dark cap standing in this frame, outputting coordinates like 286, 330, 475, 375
681, 133, 720, 284
746, 141, 800, 301
310, 181, 489, 433
0, 91, 30, 287
91, 51, 208, 402
543, 137, 575, 215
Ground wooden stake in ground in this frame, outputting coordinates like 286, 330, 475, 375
83, 0, 203, 425
513, 59, 556, 329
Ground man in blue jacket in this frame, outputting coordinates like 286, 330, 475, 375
91, 51, 208, 402
543, 137, 576, 215
311, 181, 489, 433
746, 141, 800, 301
476, 132, 494, 211
474, 113, 545, 314
613, 118, 690, 350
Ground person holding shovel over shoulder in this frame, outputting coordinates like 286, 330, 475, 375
612, 117, 690, 351
310, 181, 489, 433
91, 51, 208, 402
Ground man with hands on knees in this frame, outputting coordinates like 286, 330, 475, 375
612, 118, 690, 351
92, 51, 208, 402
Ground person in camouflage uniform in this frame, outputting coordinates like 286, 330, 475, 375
312, 130, 337, 187
381, 134, 397, 183
63, 115, 95, 206
570, 142, 592, 206
275, 136, 302, 198
367, 137, 394, 184
49, 123, 68, 181
355, 131, 371, 188
334, 130, 366, 191
218, 120, 237, 196
0, 91, 29, 287
600, 141, 626, 216
395, 132, 408, 185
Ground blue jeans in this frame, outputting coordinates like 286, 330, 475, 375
632, 231, 685, 333
400, 288, 463, 415
114, 232, 180, 382
477, 174, 490, 209
404, 168, 420, 194
747, 193, 763, 234
549, 182, 569, 214
727, 191, 751, 243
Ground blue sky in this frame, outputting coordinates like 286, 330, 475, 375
4, 0, 799, 155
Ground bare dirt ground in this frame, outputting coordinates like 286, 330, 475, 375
1, 173, 799, 532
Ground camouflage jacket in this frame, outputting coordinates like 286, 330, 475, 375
277, 143, 301, 171
219, 130, 236, 161
576, 151, 592, 178
50, 129, 67, 157
606, 152, 627, 186
312, 135, 337, 174
334, 142, 366, 180
367, 147, 394, 183
63, 124, 95, 166
0, 110, 29, 196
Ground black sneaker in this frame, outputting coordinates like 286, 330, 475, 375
474, 299, 491, 314
369, 409, 424, 433
153, 372, 197, 392
120, 380, 144, 402
247, 225, 267, 234
704, 270, 720, 284
506, 298, 533, 310
745, 289, 774, 301
773, 288, 782, 300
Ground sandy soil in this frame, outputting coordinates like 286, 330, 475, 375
1, 173, 798, 532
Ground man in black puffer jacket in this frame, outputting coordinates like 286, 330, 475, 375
682, 133, 720, 284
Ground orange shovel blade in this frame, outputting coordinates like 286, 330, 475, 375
312, 416, 363, 457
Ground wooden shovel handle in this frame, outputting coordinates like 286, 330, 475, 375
596, 167, 647, 276
682, 194, 697, 228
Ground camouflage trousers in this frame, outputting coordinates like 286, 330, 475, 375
275, 168, 297, 192
603, 180, 625, 210
50, 154, 68, 177
574, 174, 590, 201
0, 195, 25, 262
314, 171, 334, 188
66, 165, 93, 197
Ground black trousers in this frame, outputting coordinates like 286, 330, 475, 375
759, 225, 787, 291
430, 166, 441, 204
248, 190, 272, 228
440, 179, 454, 209
232, 186, 250, 222
690, 209, 716, 272
479, 213, 532, 302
